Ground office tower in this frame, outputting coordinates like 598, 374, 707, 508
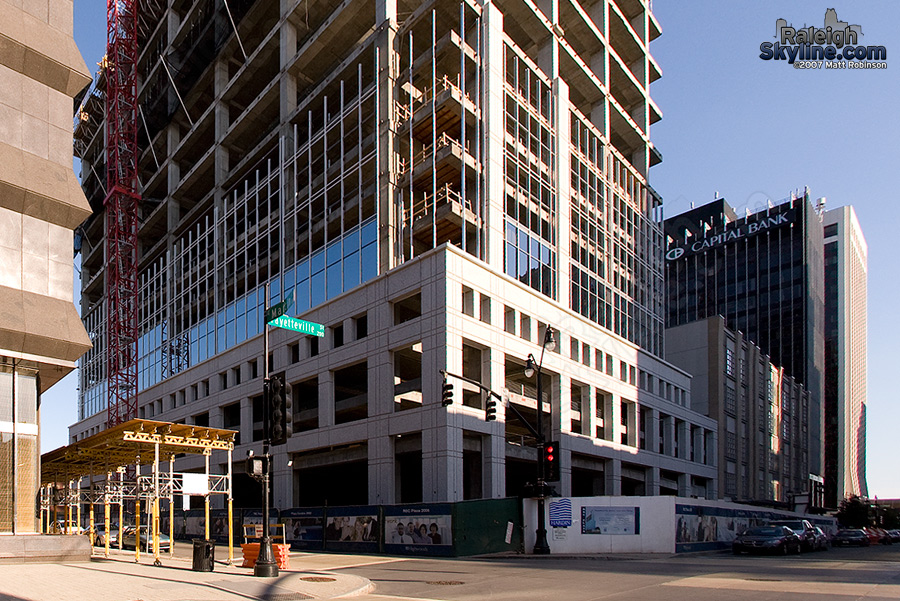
72, 0, 718, 507
0, 1, 92, 538
666, 316, 811, 503
664, 191, 826, 504
823, 205, 867, 506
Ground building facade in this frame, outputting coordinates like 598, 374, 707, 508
666, 316, 811, 504
0, 0, 93, 533
663, 192, 826, 494
71, 0, 718, 506
822, 205, 867, 506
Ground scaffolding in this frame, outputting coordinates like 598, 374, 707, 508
41, 419, 237, 565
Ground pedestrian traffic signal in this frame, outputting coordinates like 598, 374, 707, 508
543, 440, 560, 482
442, 380, 454, 407
486, 396, 497, 421
269, 376, 292, 445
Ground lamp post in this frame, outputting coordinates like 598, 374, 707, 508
524, 326, 555, 555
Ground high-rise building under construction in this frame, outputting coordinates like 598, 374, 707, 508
72, 0, 718, 507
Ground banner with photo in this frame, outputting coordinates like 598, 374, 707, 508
383, 503, 453, 556
282, 507, 325, 550
323, 506, 379, 553
581, 506, 640, 535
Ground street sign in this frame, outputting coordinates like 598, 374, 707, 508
264, 290, 295, 324
268, 315, 324, 337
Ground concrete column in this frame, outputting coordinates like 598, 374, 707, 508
677, 472, 691, 498
584, 385, 596, 438
485, 346, 506, 498
318, 369, 335, 428
677, 420, 691, 460
648, 408, 660, 453
368, 435, 395, 504
482, 3, 506, 268
553, 78, 571, 310
239, 397, 253, 447
553, 373, 569, 438
692, 426, 706, 466
208, 405, 223, 429
663, 415, 676, 457
376, 10, 398, 269
706, 429, 718, 467
604, 457, 622, 496
279, 0, 298, 120
370, 347, 393, 416
645, 466, 660, 496
422, 424, 463, 502
611, 395, 623, 444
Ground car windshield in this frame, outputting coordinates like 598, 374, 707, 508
838, 529, 863, 535
743, 527, 783, 536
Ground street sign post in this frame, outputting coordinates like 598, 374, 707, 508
264, 290, 294, 324
267, 315, 324, 337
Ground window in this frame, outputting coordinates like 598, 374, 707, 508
333, 324, 344, 348
619, 361, 627, 382
310, 337, 319, 357
462, 286, 475, 317
605, 354, 613, 375
250, 359, 259, 379
479, 294, 491, 324
504, 305, 516, 334
520, 314, 532, 342
355, 313, 368, 339
232, 366, 241, 386
582, 343, 590, 367
570, 337, 580, 362
289, 343, 300, 364
394, 292, 422, 324
220, 372, 228, 390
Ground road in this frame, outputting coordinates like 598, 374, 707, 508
332, 544, 900, 601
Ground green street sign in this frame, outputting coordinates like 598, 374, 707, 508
268, 315, 324, 337
264, 290, 295, 324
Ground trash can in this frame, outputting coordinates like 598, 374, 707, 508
192, 539, 215, 572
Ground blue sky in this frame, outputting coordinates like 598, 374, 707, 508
52, 1, 898, 498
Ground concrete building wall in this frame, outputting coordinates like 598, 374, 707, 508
823, 205, 867, 505
0, 0, 93, 534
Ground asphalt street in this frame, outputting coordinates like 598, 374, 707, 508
335, 544, 900, 601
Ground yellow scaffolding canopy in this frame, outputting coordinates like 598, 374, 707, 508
40, 419, 238, 566
41, 419, 236, 484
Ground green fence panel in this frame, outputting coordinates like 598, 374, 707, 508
452, 498, 522, 556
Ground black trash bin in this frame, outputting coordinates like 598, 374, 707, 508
192, 538, 215, 572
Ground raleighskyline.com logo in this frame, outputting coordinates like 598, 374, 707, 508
760, 9, 887, 69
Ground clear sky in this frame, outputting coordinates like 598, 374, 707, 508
51, 1, 898, 497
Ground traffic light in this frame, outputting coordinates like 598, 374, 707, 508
269, 376, 292, 445
543, 440, 560, 482
441, 379, 454, 407
246, 453, 266, 479
485, 396, 497, 421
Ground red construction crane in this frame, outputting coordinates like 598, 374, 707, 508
104, 0, 140, 427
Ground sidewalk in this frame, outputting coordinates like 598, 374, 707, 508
0, 546, 376, 601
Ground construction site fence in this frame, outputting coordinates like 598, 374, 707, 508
74, 498, 523, 557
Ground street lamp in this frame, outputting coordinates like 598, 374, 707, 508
524, 326, 555, 555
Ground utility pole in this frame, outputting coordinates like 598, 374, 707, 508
255, 282, 278, 578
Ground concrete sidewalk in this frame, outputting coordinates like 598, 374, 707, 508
0, 548, 376, 601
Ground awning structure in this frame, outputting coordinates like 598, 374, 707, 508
41, 419, 237, 483
40, 419, 238, 565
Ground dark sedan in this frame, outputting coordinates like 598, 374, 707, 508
733, 526, 802, 555
832, 529, 870, 547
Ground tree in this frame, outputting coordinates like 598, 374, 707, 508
836, 496, 870, 528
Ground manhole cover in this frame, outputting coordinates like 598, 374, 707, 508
426, 581, 465, 586
299, 577, 336, 583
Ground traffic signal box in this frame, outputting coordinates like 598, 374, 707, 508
269, 376, 293, 445
543, 440, 560, 482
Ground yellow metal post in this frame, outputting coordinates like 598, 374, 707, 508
118, 469, 124, 550
153, 441, 160, 566
104, 495, 110, 558
204, 450, 210, 540
76, 480, 81, 535
169, 456, 175, 557
65, 482, 71, 535
227, 447, 233, 564
89, 504, 95, 550
135, 497, 140, 563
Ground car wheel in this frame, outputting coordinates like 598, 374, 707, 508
781, 544, 788, 555
795, 542, 802, 555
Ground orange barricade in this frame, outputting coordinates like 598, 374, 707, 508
241, 543, 290, 569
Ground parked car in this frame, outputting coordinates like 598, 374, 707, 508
48, 520, 84, 535
887, 529, 900, 544
832, 529, 870, 547
812, 526, 829, 551
121, 526, 171, 552
869, 528, 893, 545
733, 526, 802, 555
768, 519, 818, 552
93, 525, 125, 547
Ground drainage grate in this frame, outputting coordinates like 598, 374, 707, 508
426, 581, 465, 586
299, 577, 336, 583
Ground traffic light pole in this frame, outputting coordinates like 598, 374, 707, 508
533, 362, 550, 555
255, 283, 278, 577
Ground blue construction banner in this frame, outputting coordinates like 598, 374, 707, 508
323, 505, 379, 553
383, 503, 453, 556
282, 507, 325, 550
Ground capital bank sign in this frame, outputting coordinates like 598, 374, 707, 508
665, 211, 793, 261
